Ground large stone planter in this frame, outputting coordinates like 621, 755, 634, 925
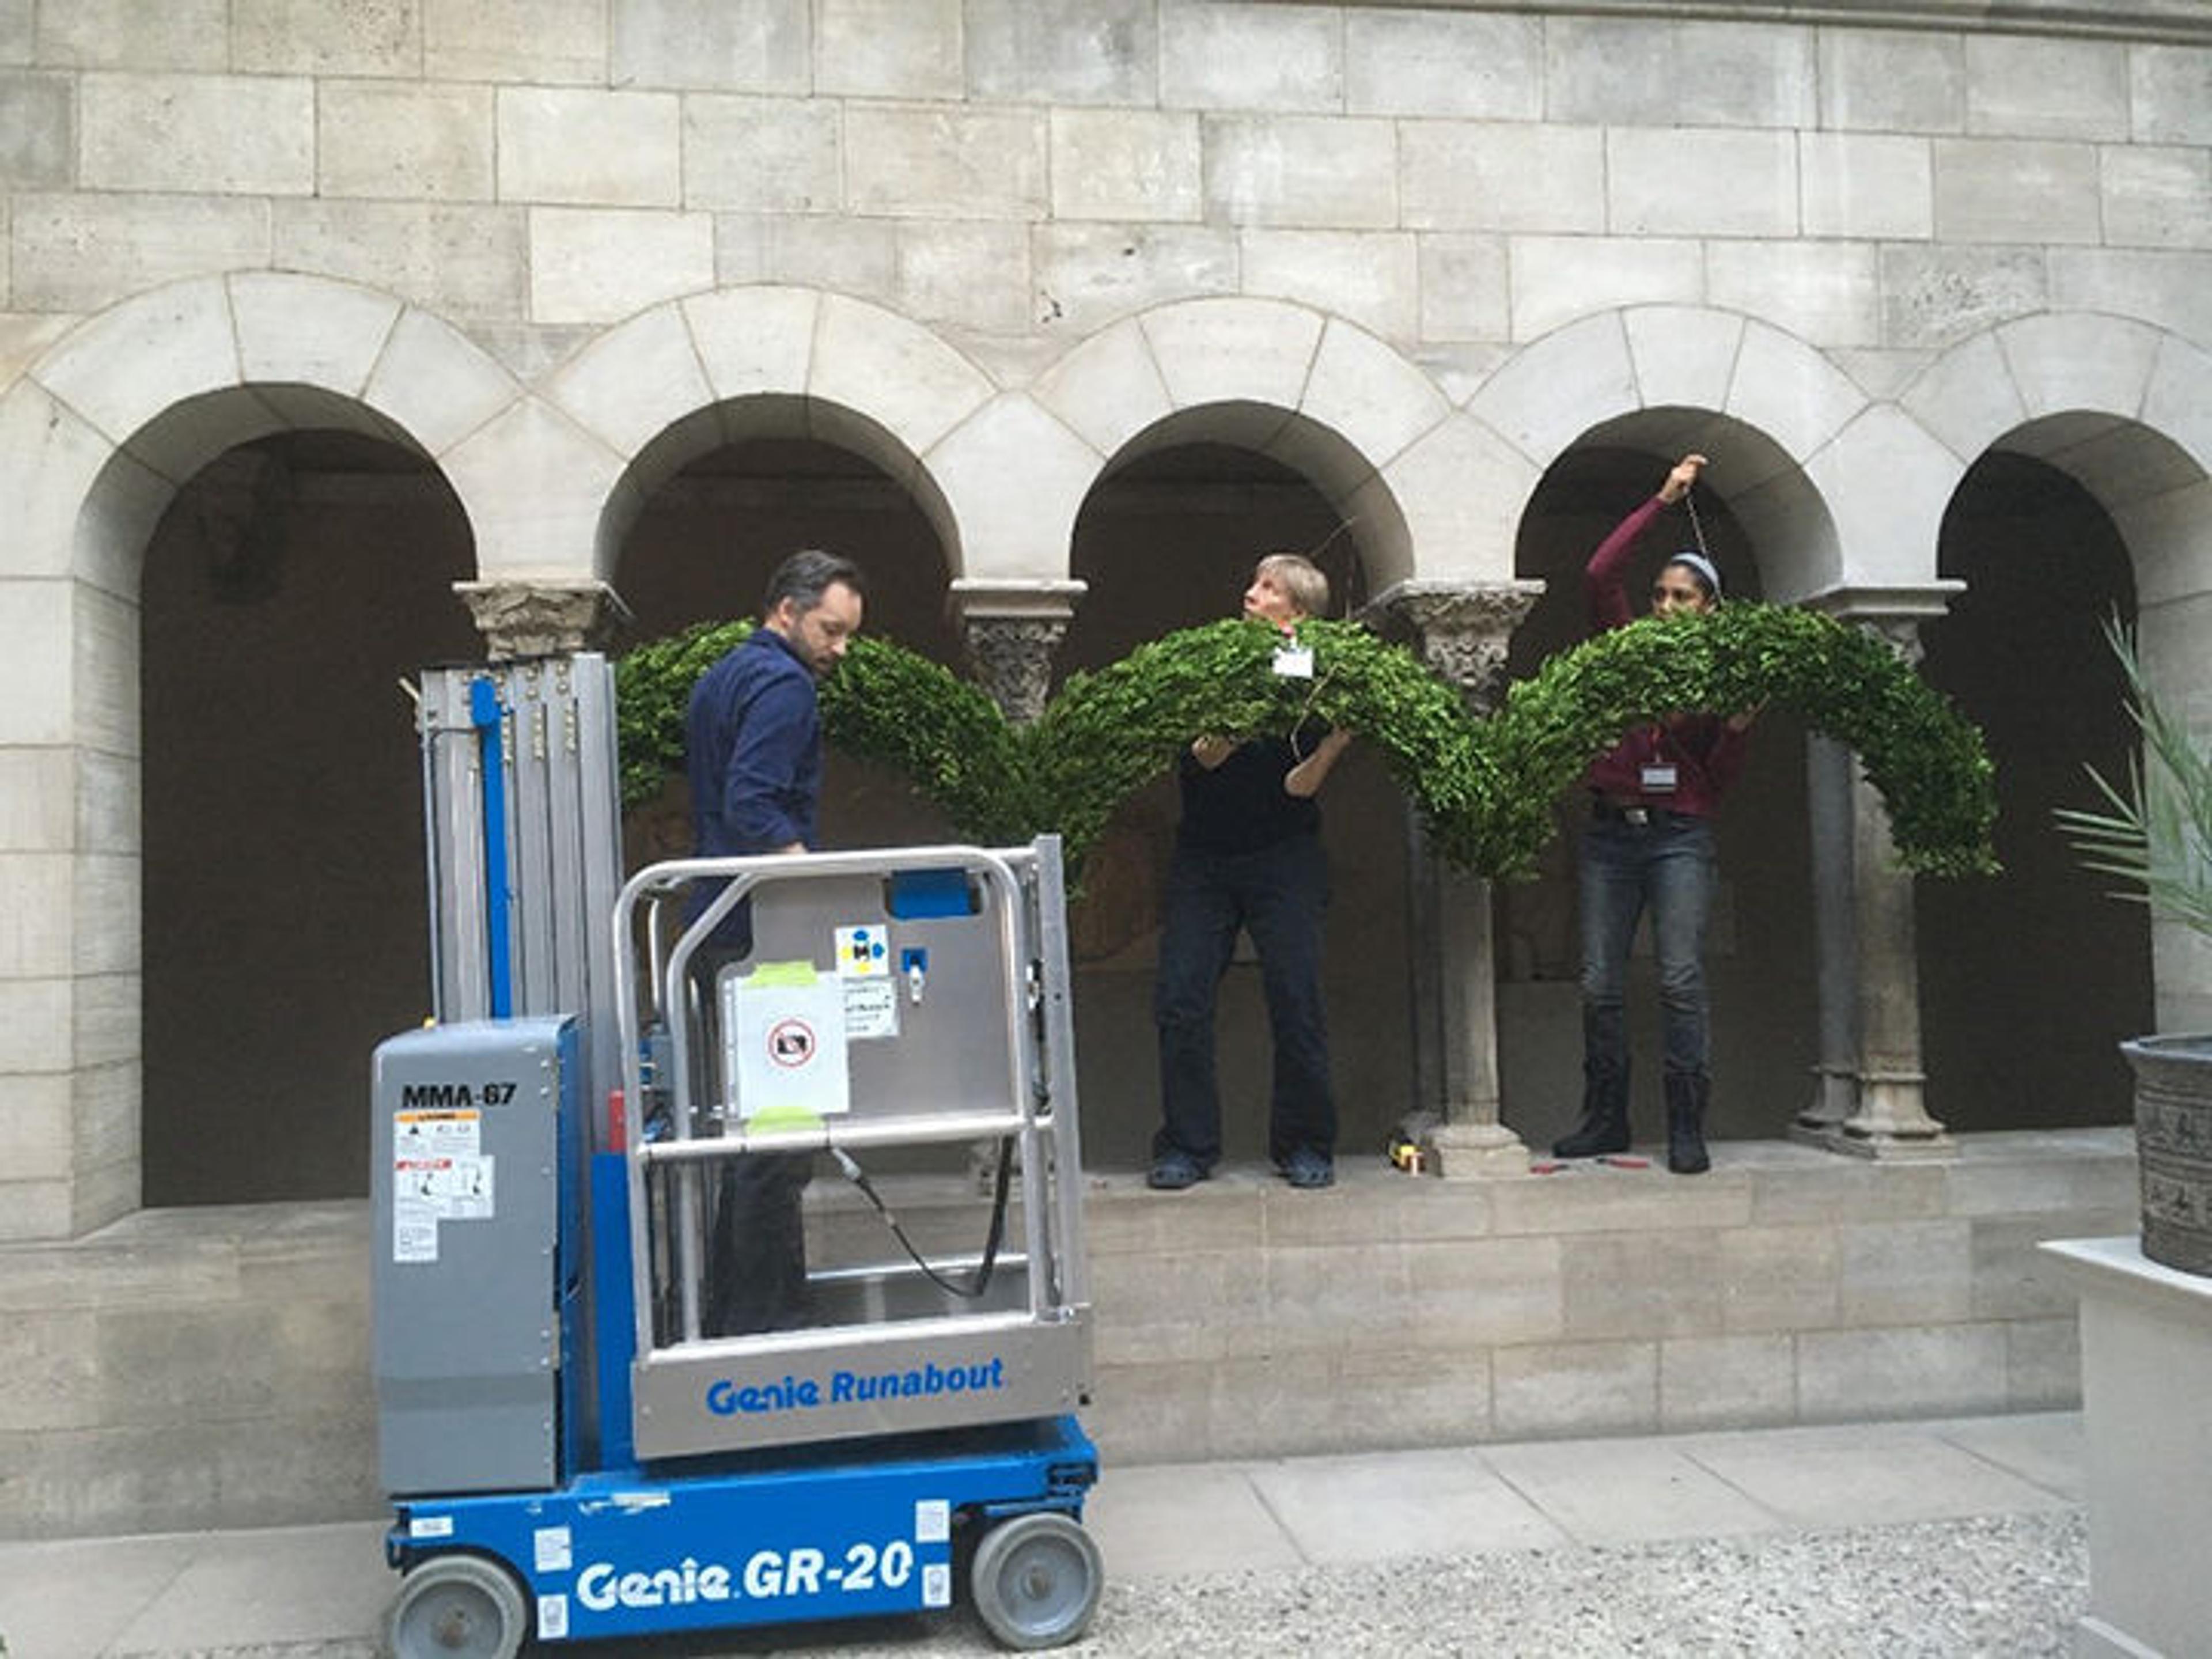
2123, 1035, 2212, 1275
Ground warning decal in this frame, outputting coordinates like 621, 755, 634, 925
392, 1108, 497, 1263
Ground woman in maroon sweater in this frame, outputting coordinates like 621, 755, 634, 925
1553, 453, 1753, 1175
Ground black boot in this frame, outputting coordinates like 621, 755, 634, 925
1665, 1072, 1710, 1175
1554, 1065, 1630, 1159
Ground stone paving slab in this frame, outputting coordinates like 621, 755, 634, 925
1243, 1446, 1569, 1563
1930, 1410, 2087, 1501
1084, 1460, 1305, 1580
1676, 1421, 2077, 1530
105, 1522, 389, 1652
1482, 1435, 1782, 1546
0, 1531, 196, 1659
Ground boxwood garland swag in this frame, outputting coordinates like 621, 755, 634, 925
614, 607, 1998, 881
615, 621, 1033, 846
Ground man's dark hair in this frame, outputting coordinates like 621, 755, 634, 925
762, 548, 865, 618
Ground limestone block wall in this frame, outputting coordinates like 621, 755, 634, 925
0, 3, 2203, 1222
0, 0, 2207, 1539
0, 5, 2200, 373
1084, 1130, 2138, 1463
0, 1130, 2134, 1537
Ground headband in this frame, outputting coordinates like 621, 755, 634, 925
1666, 550, 1723, 600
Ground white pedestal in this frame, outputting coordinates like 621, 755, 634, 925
2042, 1237, 2212, 1659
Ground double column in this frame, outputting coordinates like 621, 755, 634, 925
1370, 579, 1546, 1179
1794, 587, 1960, 1158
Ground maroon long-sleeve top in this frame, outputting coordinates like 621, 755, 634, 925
1581, 494, 1751, 817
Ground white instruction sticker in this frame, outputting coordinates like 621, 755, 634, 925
843, 976, 900, 1041
392, 1105, 497, 1261
534, 1526, 573, 1573
537, 1594, 569, 1638
396, 1153, 495, 1219
923, 1562, 952, 1608
393, 1199, 440, 1264
915, 1498, 950, 1543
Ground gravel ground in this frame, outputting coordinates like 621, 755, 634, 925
149, 1510, 2083, 1659
580, 1509, 2088, 1659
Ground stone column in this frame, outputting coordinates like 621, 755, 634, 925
946, 579, 1084, 1191
1798, 590, 1961, 1158
1794, 732, 1861, 1141
948, 579, 1088, 725
1369, 579, 1546, 1179
454, 578, 631, 661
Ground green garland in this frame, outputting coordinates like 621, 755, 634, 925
1479, 606, 1998, 878
616, 607, 1998, 880
1028, 619, 1497, 870
615, 622, 1031, 843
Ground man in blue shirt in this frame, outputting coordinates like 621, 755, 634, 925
686, 549, 864, 1335
689, 548, 865, 863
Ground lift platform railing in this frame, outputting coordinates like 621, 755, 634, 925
609, 839, 1092, 1460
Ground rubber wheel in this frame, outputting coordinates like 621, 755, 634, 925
969, 1512, 1103, 1650
387, 1554, 528, 1659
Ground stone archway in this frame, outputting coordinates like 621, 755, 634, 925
1465, 305, 1880, 600
1468, 305, 1974, 1160
1496, 411, 1829, 1157
0, 272, 513, 1238
1905, 313, 2212, 1036
1054, 402, 1422, 1170
1028, 296, 1464, 589
529, 285, 993, 585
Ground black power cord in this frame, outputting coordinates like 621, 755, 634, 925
829, 1137, 1015, 1300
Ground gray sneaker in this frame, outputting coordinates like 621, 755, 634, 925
1147, 1150, 1207, 1191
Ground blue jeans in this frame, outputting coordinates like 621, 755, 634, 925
1579, 812, 1716, 1095
1154, 834, 1335, 1168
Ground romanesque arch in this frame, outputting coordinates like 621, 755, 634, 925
539, 286, 994, 583
1905, 312, 2212, 1037
1465, 305, 1873, 601
1027, 297, 1457, 590
0, 272, 510, 1232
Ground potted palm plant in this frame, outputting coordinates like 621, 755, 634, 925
2056, 615, 2212, 1275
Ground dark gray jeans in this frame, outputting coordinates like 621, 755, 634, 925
1578, 812, 1717, 1090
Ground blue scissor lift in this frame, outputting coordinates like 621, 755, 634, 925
372, 658, 1100, 1656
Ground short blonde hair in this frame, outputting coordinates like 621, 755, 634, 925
1253, 552, 1329, 619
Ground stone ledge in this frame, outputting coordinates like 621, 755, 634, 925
0, 1132, 2138, 1536
1322, 1, 2212, 47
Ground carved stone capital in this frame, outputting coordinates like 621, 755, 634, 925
455, 579, 631, 660
949, 579, 1086, 725
1797, 582, 1965, 671
964, 617, 1071, 724
1859, 615, 1929, 668
1365, 578, 1546, 713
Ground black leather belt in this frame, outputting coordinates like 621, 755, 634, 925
1592, 799, 1687, 826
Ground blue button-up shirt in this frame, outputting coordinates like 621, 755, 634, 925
687, 627, 821, 858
